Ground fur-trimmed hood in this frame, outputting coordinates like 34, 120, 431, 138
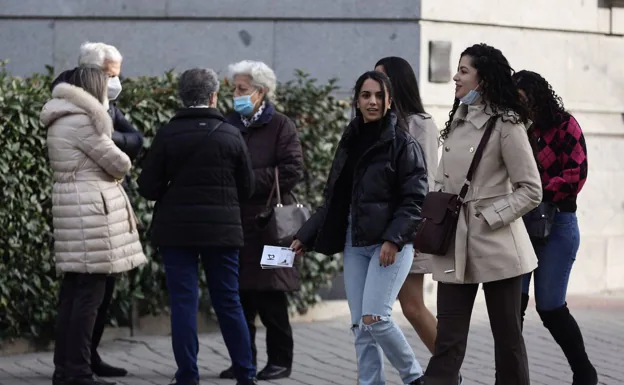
40, 83, 113, 136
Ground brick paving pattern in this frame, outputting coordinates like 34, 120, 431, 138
1, 300, 622, 385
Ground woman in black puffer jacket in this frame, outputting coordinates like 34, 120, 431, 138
292, 70, 428, 385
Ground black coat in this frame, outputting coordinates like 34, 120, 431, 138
137, 108, 254, 248
227, 103, 304, 292
109, 104, 144, 161
296, 114, 428, 255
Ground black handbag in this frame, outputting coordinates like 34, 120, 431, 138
255, 167, 311, 247
522, 202, 558, 243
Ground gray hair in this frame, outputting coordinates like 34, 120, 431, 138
178, 68, 220, 107
78, 42, 123, 68
228, 60, 277, 99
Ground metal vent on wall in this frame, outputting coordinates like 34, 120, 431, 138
428, 41, 452, 83
599, 0, 624, 7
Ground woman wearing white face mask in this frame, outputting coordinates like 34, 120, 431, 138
422, 43, 541, 385
219, 60, 304, 382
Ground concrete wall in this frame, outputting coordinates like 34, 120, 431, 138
419, 0, 624, 294
0, 0, 421, 92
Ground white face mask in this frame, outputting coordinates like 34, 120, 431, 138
107, 76, 122, 100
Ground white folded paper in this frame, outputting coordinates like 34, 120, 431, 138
260, 245, 295, 269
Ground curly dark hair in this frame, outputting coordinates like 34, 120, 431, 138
440, 43, 529, 141
512, 70, 569, 130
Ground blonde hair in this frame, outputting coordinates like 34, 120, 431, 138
78, 42, 123, 68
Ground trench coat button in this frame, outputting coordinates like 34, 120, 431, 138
444, 172, 449, 178
445, 146, 450, 152
469, 147, 474, 153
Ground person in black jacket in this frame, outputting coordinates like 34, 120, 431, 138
137, 68, 257, 385
291, 71, 428, 385
50, 42, 144, 384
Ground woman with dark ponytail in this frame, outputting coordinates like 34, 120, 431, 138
374, 56, 439, 356
424, 44, 542, 385
513, 70, 596, 385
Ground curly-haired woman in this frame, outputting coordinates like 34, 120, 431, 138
513, 70, 596, 385
423, 44, 542, 385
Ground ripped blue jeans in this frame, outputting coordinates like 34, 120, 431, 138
343, 222, 423, 385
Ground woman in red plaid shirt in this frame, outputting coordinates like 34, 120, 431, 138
514, 70, 597, 385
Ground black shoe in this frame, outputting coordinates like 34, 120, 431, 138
219, 366, 235, 379
538, 304, 598, 385
257, 364, 291, 380
236, 379, 258, 385
53, 371, 67, 385
409, 376, 424, 385
92, 361, 127, 378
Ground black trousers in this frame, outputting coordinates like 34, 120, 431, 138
424, 276, 530, 385
240, 291, 294, 368
91, 275, 116, 367
53, 273, 108, 378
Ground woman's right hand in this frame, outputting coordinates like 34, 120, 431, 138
290, 239, 306, 257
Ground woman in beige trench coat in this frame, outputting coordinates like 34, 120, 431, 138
422, 44, 542, 385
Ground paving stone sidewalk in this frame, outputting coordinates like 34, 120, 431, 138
1, 297, 622, 385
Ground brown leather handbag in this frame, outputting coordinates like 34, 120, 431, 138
413, 116, 496, 255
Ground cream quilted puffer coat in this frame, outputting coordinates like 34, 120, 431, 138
40, 83, 147, 274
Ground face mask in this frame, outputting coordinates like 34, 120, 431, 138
233, 91, 257, 116
107, 76, 122, 101
459, 86, 482, 105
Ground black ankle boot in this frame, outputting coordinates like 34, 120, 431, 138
538, 304, 598, 385
520, 293, 530, 331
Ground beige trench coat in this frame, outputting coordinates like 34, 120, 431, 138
430, 103, 542, 284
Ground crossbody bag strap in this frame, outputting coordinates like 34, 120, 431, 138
168, 121, 224, 187
457, 116, 497, 203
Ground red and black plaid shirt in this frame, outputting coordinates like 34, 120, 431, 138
532, 115, 588, 212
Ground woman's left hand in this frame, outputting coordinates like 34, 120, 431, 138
379, 241, 399, 267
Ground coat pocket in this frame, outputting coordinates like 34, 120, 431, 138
100, 192, 109, 215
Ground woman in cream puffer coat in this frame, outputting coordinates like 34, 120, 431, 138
41, 81, 146, 274
41, 68, 147, 385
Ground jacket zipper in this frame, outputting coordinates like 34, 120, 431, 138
349, 138, 392, 246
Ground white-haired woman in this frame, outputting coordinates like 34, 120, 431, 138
219, 60, 304, 381
52, 41, 144, 379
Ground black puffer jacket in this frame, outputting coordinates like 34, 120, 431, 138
296, 113, 428, 255
137, 108, 254, 248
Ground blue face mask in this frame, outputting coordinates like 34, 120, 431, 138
233, 91, 257, 116
459, 87, 482, 105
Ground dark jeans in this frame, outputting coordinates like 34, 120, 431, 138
161, 246, 255, 384
91, 275, 117, 367
424, 276, 529, 385
54, 273, 108, 378
522, 212, 579, 310
240, 290, 294, 368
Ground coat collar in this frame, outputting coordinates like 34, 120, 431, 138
343, 112, 398, 144
40, 83, 113, 136
171, 107, 227, 122
453, 102, 493, 130
228, 102, 276, 134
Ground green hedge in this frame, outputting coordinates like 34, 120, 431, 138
0, 62, 348, 344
